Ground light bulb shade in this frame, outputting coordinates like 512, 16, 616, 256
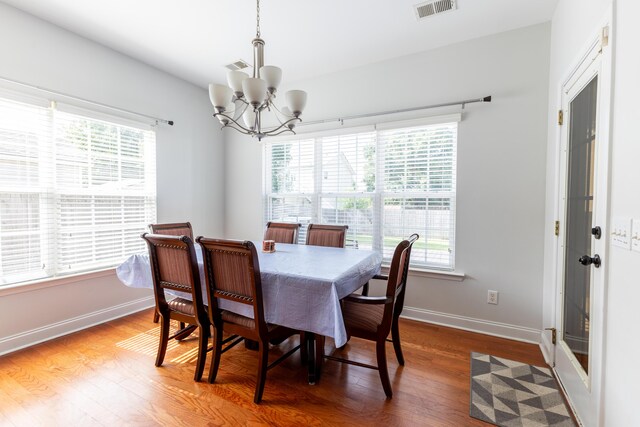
243, 109, 257, 129
260, 66, 282, 91
227, 70, 249, 94
242, 78, 267, 106
285, 90, 307, 116
209, 84, 233, 109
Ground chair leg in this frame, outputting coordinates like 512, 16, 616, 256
315, 335, 325, 375
152, 310, 159, 323
361, 281, 370, 296
208, 326, 223, 383
254, 342, 269, 404
391, 316, 405, 366
155, 314, 170, 367
376, 339, 393, 398
300, 332, 308, 364
194, 324, 209, 382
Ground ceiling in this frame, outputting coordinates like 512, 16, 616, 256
1, 0, 558, 88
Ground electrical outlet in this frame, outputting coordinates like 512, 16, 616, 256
487, 290, 499, 305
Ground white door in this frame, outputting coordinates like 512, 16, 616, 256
554, 28, 611, 427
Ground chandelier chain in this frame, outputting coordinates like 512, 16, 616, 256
256, 0, 261, 38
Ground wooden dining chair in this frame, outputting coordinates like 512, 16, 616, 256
325, 233, 419, 398
305, 223, 348, 248
196, 237, 301, 403
305, 224, 350, 330
264, 221, 301, 244
148, 222, 194, 323
141, 233, 210, 382
303, 223, 350, 359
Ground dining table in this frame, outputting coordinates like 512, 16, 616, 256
116, 241, 383, 383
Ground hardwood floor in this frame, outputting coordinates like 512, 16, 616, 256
0, 309, 546, 426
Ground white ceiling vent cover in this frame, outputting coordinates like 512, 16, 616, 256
224, 59, 251, 71
414, 0, 457, 20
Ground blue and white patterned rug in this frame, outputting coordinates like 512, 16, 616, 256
470, 353, 575, 427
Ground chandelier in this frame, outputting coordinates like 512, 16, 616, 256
208, 0, 307, 141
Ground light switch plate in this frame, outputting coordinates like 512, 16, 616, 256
631, 218, 640, 253
611, 217, 631, 250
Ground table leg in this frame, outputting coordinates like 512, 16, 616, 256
304, 333, 325, 384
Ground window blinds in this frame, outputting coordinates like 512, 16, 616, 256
263, 119, 458, 269
0, 95, 156, 286
378, 123, 457, 268
319, 131, 377, 249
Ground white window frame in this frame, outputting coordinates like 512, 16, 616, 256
0, 91, 157, 288
263, 114, 460, 271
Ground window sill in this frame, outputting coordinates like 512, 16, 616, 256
0, 268, 117, 297
380, 265, 465, 282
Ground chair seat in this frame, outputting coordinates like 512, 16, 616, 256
221, 310, 254, 328
168, 297, 195, 316
342, 298, 384, 334
221, 310, 278, 332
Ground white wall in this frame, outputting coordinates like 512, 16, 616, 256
225, 24, 551, 341
0, 3, 224, 354
602, 0, 640, 424
543, 0, 640, 425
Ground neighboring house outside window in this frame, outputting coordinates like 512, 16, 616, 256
263, 117, 458, 270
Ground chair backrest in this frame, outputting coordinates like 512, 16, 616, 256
391, 233, 419, 319
264, 222, 301, 244
196, 238, 267, 335
141, 233, 207, 324
382, 234, 419, 330
305, 224, 348, 248
149, 222, 193, 239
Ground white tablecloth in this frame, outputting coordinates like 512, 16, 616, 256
116, 242, 382, 347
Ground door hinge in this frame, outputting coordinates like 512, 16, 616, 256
555, 220, 560, 236
600, 26, 609, 51
545, 327, 557, 345
558, 110, 563, 125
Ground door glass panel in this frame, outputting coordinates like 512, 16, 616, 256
563, 76, 597, 375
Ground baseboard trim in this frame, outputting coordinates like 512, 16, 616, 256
0, 296, 154, 356
540, 333, 554, 365
402, 306, 541, 344
1, 301, 541, 356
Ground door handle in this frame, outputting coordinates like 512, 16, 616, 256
579, 254, 601, 268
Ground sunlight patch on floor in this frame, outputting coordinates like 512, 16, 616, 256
116, 327, 181, 356
170, 346, 200, 364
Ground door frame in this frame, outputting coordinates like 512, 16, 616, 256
550, 9, 613, 427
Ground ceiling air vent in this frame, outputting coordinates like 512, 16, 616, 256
414, 0, 457, 20
224, 59, 251, 71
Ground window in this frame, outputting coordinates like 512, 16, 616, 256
0, 94, 156, 286
263, 118, 458, 270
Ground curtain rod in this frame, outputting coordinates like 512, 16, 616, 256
0, 75, 174, 126
299, 95, 491, 127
